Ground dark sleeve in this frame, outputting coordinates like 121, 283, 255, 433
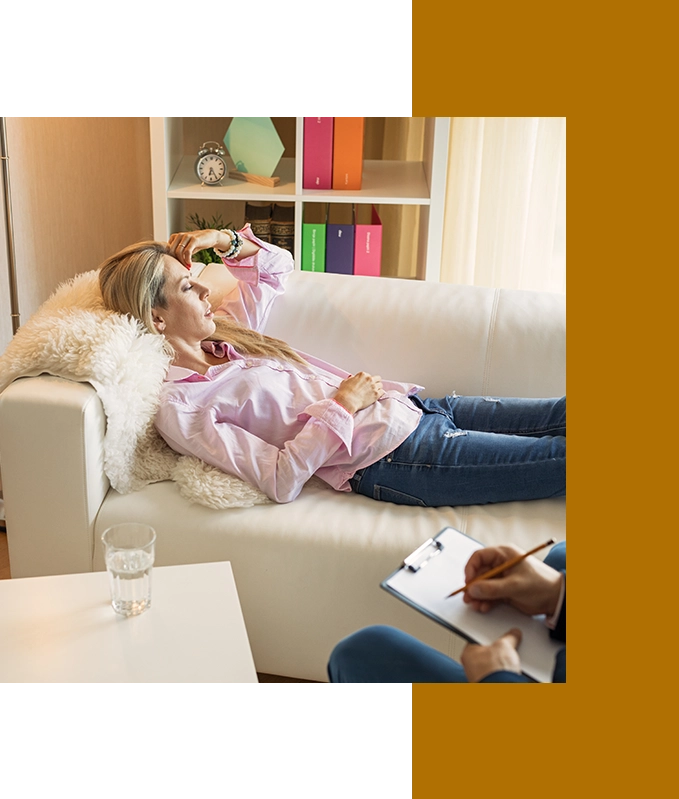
552, 647, 566, 683
549, 571, 566, 643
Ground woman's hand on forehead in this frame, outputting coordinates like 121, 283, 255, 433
168, 230, 229, 268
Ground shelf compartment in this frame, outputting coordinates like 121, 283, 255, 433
168, 156, 298, 201
300, 160, 430, 205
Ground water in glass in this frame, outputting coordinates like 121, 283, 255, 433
106, 548, 154, 616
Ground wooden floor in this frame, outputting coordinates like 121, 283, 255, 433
0, 530, 9, 580
0, 529, 313, 682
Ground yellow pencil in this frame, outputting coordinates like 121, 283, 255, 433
446, 538, 556, 598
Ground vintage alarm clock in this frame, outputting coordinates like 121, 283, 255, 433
195, 141, 228, 185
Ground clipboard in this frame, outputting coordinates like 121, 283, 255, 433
381, 527, 563, 683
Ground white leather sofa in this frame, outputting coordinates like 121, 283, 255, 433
0, 270, 565, 681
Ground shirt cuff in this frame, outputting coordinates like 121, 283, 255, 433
545, 574, 566, 630
300, 399, 354, 453
218, 225, 267, 281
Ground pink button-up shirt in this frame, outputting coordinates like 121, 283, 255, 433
154, 228, 423, 503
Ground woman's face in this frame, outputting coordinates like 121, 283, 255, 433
151, 255, 216, 342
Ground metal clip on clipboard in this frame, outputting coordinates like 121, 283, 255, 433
403, 538, 444, 573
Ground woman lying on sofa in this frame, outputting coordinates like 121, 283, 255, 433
98, 226, 565, 506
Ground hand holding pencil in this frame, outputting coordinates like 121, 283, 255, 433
455, 540, 563, 617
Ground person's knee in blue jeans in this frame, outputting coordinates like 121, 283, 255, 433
328, 625, 468, 683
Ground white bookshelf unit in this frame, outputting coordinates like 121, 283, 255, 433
149, 118, 450, 281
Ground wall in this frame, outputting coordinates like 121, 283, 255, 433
0, 156, 12, 351
0, 118, 153, 351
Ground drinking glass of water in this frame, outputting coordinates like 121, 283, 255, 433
101, 523, 156, 617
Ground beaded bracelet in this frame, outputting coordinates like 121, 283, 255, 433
215, 229, 241, 258
214, 229, 244, 260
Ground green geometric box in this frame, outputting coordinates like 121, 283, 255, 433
224, 118, 284, 177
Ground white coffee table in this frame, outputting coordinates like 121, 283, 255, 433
0, 561, 258, 682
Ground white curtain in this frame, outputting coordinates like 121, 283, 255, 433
440, 118, 566, 293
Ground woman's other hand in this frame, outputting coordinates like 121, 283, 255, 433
334, 372, 385, 414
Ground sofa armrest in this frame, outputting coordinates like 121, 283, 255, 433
0, 375, 109, 577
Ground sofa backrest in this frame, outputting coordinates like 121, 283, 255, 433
264, 271, 566, 399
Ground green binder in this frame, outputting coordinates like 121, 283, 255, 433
301, 204, 327, 272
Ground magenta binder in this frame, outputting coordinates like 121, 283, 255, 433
354, 205, 382, 277
303, 117, 334, 190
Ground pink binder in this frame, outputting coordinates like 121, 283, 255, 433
353, 205, 382, 277
303, 118, 334, 190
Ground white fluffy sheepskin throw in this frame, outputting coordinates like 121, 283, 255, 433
0, 270, 271, 509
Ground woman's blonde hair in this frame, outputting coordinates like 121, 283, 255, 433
98, 241, 305, 364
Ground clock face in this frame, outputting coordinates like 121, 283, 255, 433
197, 154, 226, 185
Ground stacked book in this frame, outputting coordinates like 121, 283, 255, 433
244, 201, 295, 253
302, 118, 365, 191
301, 203, 382, 277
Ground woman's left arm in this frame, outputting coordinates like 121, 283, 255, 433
169, 226, 293, 332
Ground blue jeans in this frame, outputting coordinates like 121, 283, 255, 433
350, 395, 566, 507
327, 542, 566, 683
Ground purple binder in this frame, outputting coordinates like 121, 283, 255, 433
325, 204, 355, 275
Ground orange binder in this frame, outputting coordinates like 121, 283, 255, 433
332, 118, 365, 190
